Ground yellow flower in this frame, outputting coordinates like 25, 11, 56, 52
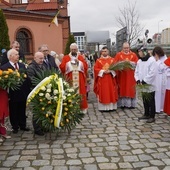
63, 103, 67, 106
64, 108, 68, 111
51, 119, 53, 123
60, 122, 64, 126
46, 114, 49, 117
68, 100, 72, 103
17, 72, 20, 77
48, 101, 51, 104
4, 75, 8, 78
66, 119, 69, 123
64, 112, 67, 116
8, 69, 13, 73
42, 107, 45, 110
23, 74, 27, 78
0, 70, 2, 76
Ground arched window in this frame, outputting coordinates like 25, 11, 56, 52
16, 28, 33, 55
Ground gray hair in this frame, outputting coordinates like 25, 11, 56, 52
70, 43, 78, 49
38, 44, 48, 51
7, 49, 18, 59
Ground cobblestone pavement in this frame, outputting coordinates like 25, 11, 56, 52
1, 83, 170, 170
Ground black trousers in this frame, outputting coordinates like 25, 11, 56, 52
9, 101, 27, 130
32, 116, 42, 132
142, 91, 156, 118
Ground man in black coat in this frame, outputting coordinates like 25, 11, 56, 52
0, 49, 30, 134
27, 51, 47, 136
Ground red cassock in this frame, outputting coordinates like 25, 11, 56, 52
93, 57, 118, 104
0, 88, 9, 119
164, 57, 170, 115
59, 55, 88, 109
114, 51, 138, 98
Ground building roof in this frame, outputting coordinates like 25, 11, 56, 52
0, 0, 12, 7
26, 2, 58, 11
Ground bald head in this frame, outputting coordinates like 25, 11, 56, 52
122, 42, 130, 53
34, 52, 44, 65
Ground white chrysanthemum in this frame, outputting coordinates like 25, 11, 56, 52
39, 93, 44, 96
53, 89, 58, 95
41, 86, 46, 91
67, 93, 71, 96
63, 95, 66, 100
53, 96, 58, 100
45, 93, 51, 100
46, 88, 51, 93
47, 84, 52, 88
19, 59, 22, 63
68, 88, 74, 92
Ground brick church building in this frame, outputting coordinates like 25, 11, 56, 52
0, 0, 70, 60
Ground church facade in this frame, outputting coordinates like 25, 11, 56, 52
0, 0, 70, 60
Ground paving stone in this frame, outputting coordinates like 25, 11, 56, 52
118, 162, 133, 169
98, 163, 118, 169
1, 84, 170, 170
16, 161, 30, 167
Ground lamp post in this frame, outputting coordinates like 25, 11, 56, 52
158, 20, 163, 34
158, 20, 163, 44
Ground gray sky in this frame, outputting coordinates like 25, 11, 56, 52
68, 0, 170, 42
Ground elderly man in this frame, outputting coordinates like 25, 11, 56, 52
59, 43, 88, 113
38, 44, 58, 70
0, 49, 30, 133
114, 42, 138, 109
27, 52, 47, 136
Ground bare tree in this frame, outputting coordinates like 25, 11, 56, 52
116, 1, 143, 46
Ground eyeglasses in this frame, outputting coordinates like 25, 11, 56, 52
42, 50, 49, 52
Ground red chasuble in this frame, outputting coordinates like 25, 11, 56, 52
0, 88, 9, 119
114, 51, 138, 98
94, 56, 118, 104
59, 55, 88, 109
164, 57, 170, 115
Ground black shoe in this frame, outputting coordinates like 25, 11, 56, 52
138, 115, 150, 120
34, 131, 44, 136
12, 129, 18, 134
20, 127, 30, 131
146, 118, 155, 123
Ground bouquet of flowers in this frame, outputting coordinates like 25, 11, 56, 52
0, 69, 27, 90
27, 72, 84, 134
109, 60, 134, 71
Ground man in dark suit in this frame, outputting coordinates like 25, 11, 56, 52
38, 44, 58, 70
0, 49, 30, 134
27, 51, 47, 136
1, 41, 25, 66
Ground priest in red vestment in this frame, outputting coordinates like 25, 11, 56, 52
164, 57, 170, 116
59, 43, 88, 113
114, 42, 138, 109
94, 46, 118, 112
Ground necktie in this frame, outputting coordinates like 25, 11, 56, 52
44, 57, 50, 68
14, 63, 18, 70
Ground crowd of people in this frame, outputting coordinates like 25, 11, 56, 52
0, 40, 170, 142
